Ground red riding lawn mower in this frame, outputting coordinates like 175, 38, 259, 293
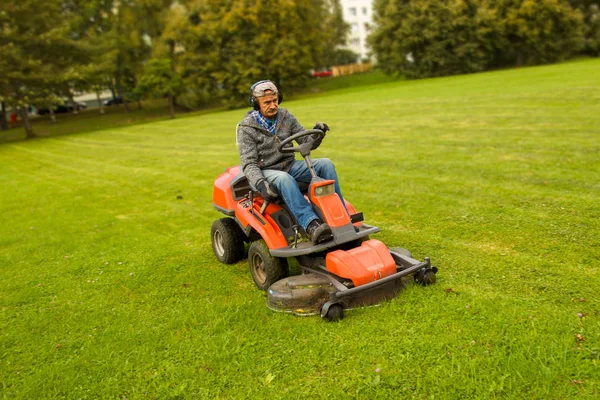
211, 130, 438, 321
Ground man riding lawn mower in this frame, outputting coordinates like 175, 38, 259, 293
211, 80, 438, 321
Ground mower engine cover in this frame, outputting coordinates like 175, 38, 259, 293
213, 166, 243, 215
326, 239, 397, 286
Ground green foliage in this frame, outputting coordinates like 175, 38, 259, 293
0, 0, 97, 136
136, 58, 184, 98
502, 0, 584, 66
370, 0, 505, 78
0, 1, 86, 105
320, 0, 351, 68
1, 0, 347, 129
370, 0, 585, 78
177, 0, 345, 104
569, 0, 600, 55
330, 48, 360, 66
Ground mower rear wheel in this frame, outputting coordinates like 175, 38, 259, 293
211, 218, 245, 264
248, 240, 289, 290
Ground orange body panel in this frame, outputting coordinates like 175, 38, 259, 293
310, 180, 351, 228
213, 166, 362, 250
235, 199, 289, 249
326, 240, 397, 286
213, 166, 241, 212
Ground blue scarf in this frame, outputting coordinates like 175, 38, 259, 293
252, 110, 278, 135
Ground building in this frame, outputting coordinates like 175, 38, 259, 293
340, 0, 373, 62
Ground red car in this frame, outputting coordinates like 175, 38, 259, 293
312, 70, 333, 78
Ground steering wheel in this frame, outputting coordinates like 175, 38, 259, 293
277, 129, 326, 156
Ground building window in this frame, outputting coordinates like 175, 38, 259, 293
362, 7, 368, 15
348, 7, 357, 16
351, 23, 358, 33
350, 38, 360, 46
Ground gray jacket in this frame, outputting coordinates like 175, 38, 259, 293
236, 108, 323, 187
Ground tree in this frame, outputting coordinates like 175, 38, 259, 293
369, 0, 584, 78
330, 49, 360, 66
135, 58, 184, 118
568, 0, 600, 56
0, 102, 7, 131
321, 0, 351, 69
142, 1, 186, 113
0, 0, 93, 137
501, 0, 584, 66
369, 0, 505, 78
70, 0, 121, 113
176, 0, 344, 104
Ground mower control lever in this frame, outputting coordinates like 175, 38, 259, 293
259, 200, 269, 214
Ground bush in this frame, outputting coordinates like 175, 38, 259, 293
330, 49, 360, 66
369, 0, 585, 78
370, 0, 505, 78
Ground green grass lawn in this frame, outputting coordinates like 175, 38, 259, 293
1, 59, 599, 399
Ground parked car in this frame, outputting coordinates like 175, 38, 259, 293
103, 96, 123, 106
312, 70, 333, 78
73, 101, 87, 110
37, 101, 87, 115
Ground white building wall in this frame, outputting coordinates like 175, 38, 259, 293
340, 0, 373, 62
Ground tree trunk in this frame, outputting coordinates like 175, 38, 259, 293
516, 51, 523, 67
48, 103, 56, 123
168, 95, 175, 119
18, 107, 35, 138
115, 71, 130, 112
96, 90, 105, 114
168, 40, 179, 110
115, 9, 130, 113
12, 81, 36, 137
66, 90, 79, 115
137, 99, 142, 110
0, 102, 8, 131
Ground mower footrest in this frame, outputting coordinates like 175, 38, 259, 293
350, 212, 364, 223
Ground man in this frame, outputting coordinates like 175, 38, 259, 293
236, 80, 346, 244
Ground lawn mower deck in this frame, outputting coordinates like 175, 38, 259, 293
268, 249, 436, 319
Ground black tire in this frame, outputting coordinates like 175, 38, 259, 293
211, 218, 245, 264
323, 304, 344, 322
414, 268, 437, 286
248, 240, 288, 290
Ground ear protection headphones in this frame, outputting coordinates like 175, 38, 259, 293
249, 80, 284, 110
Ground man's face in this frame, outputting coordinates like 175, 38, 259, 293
257, 91, 279, 119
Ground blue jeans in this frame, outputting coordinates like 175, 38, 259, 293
262, 158, 345, 230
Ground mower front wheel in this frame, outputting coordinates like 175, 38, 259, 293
321, 302, 344, 322
414, 268, 437, 286
248, 240, 289, 290
211, 218, 245, 264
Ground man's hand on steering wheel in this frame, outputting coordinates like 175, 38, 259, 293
313, 122, 330, 133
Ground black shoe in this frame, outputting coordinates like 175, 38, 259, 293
306, 219, 332, 244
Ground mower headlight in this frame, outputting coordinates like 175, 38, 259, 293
314, 184, 335, 197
